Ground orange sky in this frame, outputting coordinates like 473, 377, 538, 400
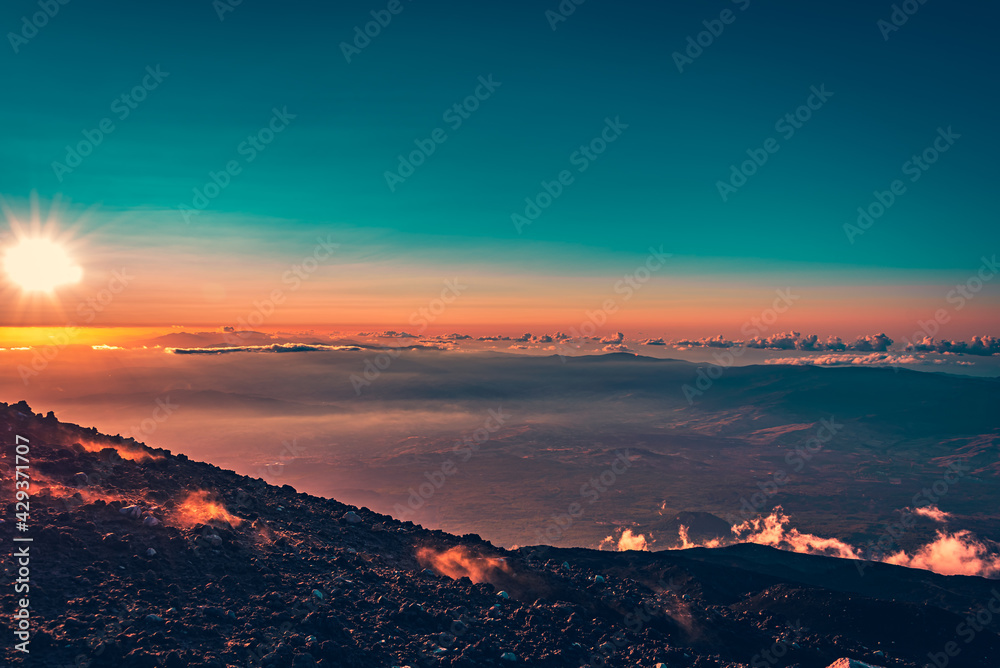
1, 218, 997, 342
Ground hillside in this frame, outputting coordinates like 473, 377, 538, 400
2, 401, 998, 667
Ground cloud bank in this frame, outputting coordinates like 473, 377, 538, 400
599, 528, 650, 552
668, 508, 1000, 578
167, 343, 365, 355
904, 336, 1000, 356
912, 505, 952, 523
764, 353, 927, 366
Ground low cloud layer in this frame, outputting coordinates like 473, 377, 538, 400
765, 353, 928, 366
904, 335, 1000, 356
357, 330, 418, 339
167, 343, 365, 355
912, 505, 952, 523
679, 331, 896, 352
884, 530, 1000, 577
730, 509, 861, 560
748, 332, 844, 350
599, 528, 650, 552
667, 508, 1000, 578
673, 335, 736, 349
11, 328, 996, 370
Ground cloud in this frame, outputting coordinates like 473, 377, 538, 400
744, 332, 892, 352
885, 530, 1000, 577
479, 333, 555, 344
167, 343, 365, 355
673, 335, 737, 348
745, 331, 804, 350
849, 332, 893, 352
599, 528, 650, 551
912, 505, 952, 523
730, 509, 861, 560
359, 330, 418, 339
764, 353, 930, 366
672, 507, 1000, 578
904, 335, 1000, 356
418, 339, 461, 350
820, 336, 847, 351
677, 525, 723, 549
641, 338, 666, 346
602, 344, 633, 353
600, 332, 625, 344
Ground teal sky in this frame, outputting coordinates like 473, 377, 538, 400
1, 0, 998, 290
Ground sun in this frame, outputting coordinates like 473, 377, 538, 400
3, 237, 83, 292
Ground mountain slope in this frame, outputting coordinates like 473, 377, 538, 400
1, 401, 998, 668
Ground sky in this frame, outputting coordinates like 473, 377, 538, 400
1, 0, 998, 339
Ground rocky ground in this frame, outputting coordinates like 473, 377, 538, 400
1, 400, 999, 668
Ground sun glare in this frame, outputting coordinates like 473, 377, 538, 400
2, 237, 83, 292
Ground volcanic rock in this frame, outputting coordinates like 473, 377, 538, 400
1, 402, 999, 668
